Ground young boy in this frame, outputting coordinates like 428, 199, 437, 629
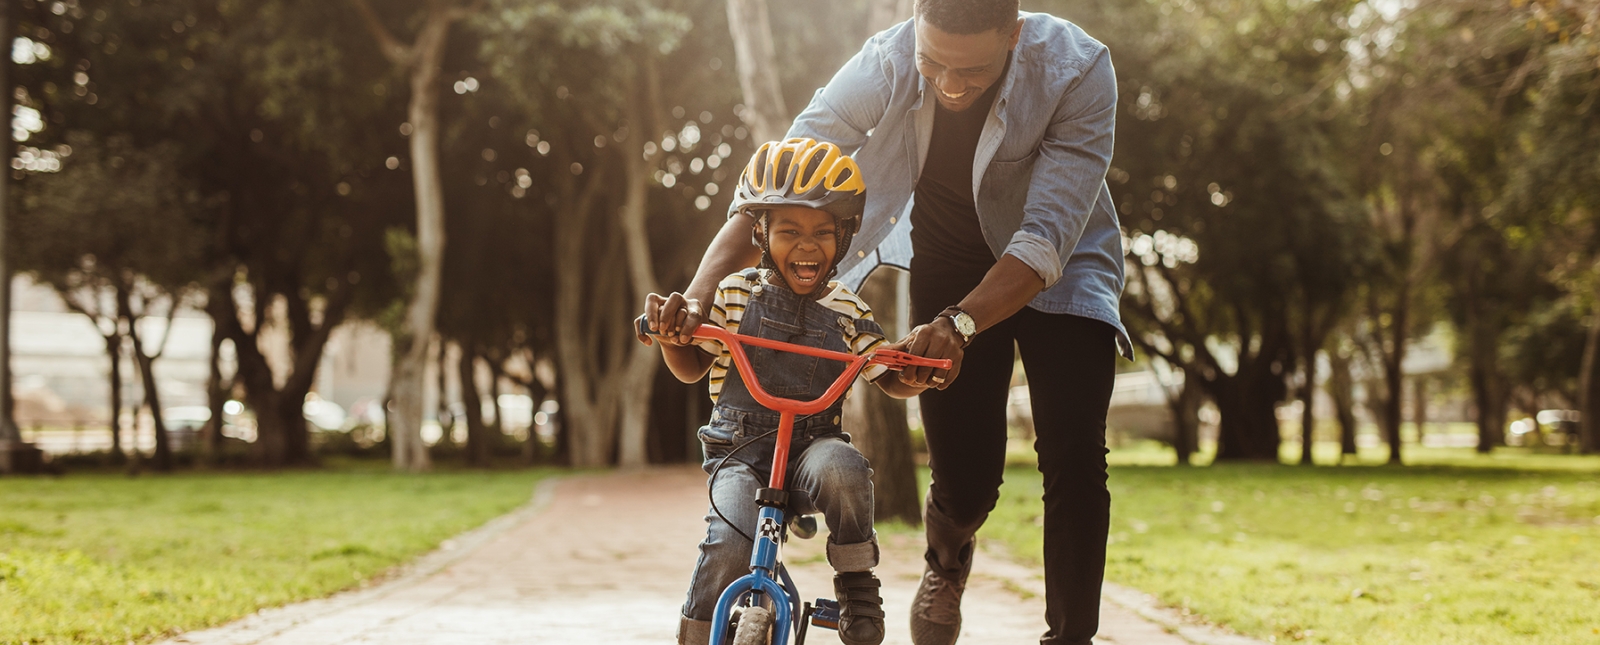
643, 139, 926, 645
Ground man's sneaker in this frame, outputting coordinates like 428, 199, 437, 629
909, 556, 972, 645
834, 571, 886, 645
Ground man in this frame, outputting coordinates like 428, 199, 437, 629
653, 1, 1129, 643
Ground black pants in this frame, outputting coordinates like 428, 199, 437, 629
911, 267, 1117, 645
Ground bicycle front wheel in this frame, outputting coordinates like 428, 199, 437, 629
731, 605, 774, 645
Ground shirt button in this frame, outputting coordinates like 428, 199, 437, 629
832, 416, 841, 424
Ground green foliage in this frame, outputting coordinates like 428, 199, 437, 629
986, 457, 1600, 644
15, 132, 206, 293
1035, 0, 1369, 457
0, 468, 553, 644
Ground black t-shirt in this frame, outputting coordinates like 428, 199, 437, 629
909, 62, 1008, 287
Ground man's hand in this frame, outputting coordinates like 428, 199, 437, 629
641, 292, 705, 346
895, 318, 965, 390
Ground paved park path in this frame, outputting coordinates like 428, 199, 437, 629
161, 467, 1266, 645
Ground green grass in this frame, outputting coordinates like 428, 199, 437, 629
984, 445, 1600, 644
0, 464, 553, 644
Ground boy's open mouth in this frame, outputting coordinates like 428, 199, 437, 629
790, 261, 822, 286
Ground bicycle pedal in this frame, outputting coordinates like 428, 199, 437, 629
809, 598, 840, 630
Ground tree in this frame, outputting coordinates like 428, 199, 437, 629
1495, 0, 1600, 453
15, 135, 205, 471
349, 0, 479, 472
11, 0, 415, 469
483, 0, 747, 467
1089, 0, 1362, 461
0, 0, 20, 452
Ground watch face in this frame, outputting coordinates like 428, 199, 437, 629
952, 312, 976, 338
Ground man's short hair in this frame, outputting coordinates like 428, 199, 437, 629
915, 0, 1020, 35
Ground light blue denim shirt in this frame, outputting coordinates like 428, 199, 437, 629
786, 12, 1132, 359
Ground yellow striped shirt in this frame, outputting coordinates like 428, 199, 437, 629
697, 271, 889, 403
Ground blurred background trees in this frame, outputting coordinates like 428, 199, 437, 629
2, 0, 1596, 472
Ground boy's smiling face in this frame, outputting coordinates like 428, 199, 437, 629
759, 205, 839, 295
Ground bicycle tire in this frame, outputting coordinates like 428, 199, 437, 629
731, 605, 775, 645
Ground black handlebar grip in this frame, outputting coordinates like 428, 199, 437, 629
635, 314, 655, 338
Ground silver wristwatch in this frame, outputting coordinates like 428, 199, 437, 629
940, 307, 976, 346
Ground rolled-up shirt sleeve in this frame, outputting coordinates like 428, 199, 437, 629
1003, 46, 1117, 287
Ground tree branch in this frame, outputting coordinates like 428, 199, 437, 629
349, 0, 414, 66
148, 293, 180, 362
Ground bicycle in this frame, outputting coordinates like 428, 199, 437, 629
637, 315, 950, 645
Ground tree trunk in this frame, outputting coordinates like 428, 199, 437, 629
204, 319, 228, 461
1579, 309, 1600, 454
1465, 302, 1507, 454
268, 392, 308, 466
1299, 315, 1317, 466
1299, 373, 1316, 465
1469, 358, 1506, 453
552, 166, 635, 468
843, 268, 920, 526
435, 342, 455, 449
105, 332, 125, 460
208, 276, 345, 467
614, 139, 665, 467
1209, 372, 1282, 461
725, 0, 789, 143
550, 381, 570, 467
353, 1, 460, 473
121, 292, 172, 472
1165, 367, 1201, 466
1380, 289, 1407, 465
0, 0, 19, 447
1328, 346, 1359, 460
487, 358, 505, 437
459, 343, 491, 467
1411, 376, 1428, 447
546, 61, 671, 469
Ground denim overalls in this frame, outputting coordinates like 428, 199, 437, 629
682, 270, 885, 621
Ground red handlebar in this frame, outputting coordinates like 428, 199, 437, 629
636, 315, 951, 415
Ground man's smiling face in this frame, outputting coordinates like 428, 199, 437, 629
913, 16, 1022, 112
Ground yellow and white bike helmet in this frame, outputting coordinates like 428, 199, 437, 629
731, 138, 868, 289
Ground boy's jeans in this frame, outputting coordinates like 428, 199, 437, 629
682, 420, 879, 621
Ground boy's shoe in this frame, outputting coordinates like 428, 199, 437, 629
834, 571, 886, 645
909, 551, 973, 645
677, 616, 712, 645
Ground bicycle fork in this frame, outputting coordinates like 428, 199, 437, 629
707, 502, 795, 645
